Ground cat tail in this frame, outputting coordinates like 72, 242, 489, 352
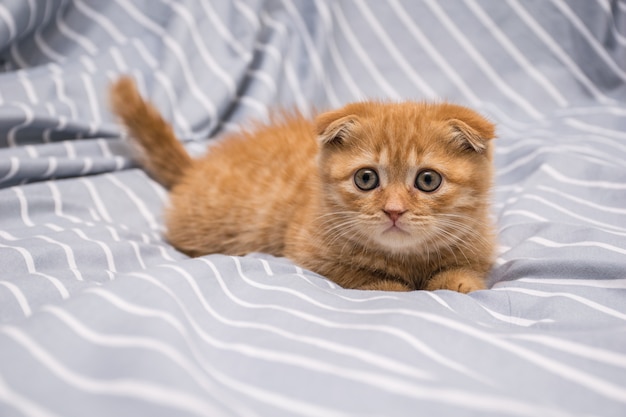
109, 76, 192, 189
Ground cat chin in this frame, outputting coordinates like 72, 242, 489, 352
374, 228, 425, 251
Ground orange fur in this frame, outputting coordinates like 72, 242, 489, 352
110, 77, 497, 293
109, 77, 192, 188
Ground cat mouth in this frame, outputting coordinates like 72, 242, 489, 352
382, 223, 410, 235
376, 223, 417, 250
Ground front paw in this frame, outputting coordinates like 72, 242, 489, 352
426, 269, 486, 294
358, 279, 413, 292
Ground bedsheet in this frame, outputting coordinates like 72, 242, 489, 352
0, 1, 625, 416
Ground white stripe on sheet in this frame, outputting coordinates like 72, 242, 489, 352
0, 326, 230, 417
506, 0, 616, 104
113, 0, 218, 120
354, 0, 438, 99
331, 3, 403, 100
0, 4, 17, 41
423, 0, 544, 120
464, 0, 569, 107
0, 374, 60, 417
128, 269, 574, 417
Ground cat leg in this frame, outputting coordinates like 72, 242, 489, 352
426, 269, 486, 293
357, 279, 412, 292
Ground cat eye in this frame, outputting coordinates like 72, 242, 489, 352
415, 170, 442, 192
354, 168, 379, 191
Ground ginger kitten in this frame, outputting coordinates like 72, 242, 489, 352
110, 77, 496, 293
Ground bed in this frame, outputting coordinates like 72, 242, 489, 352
1, 1, 625, 416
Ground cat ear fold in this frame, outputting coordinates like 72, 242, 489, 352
448, 116, 496, 154
316, 111, 359, 146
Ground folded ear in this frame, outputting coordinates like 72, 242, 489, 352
316, 110, 359, 146
449, 118, 494, 153
444, 105, 495, 154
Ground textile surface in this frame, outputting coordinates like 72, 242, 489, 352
0, 1, 625, 416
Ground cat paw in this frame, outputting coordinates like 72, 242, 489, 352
357, 280, 413, 292
426, 269, 486, 294
454, 279, 485, 294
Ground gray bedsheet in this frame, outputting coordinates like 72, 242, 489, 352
1, 1, 625, 416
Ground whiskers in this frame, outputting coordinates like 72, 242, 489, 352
303, 209, 492, 271
313, 211, 368, 254
419, 212, 493, 267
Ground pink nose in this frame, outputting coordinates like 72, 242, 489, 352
384, 209, 406, 222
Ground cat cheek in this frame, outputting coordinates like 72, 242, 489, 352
439, 188, 481, 213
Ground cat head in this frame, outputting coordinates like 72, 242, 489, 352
315, 101, 495, 254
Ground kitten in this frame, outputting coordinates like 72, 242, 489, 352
110, 77, 496, 293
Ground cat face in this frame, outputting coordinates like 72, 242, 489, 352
315, 102, 495, 254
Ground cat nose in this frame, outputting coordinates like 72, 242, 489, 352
383, 209, 406, 222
